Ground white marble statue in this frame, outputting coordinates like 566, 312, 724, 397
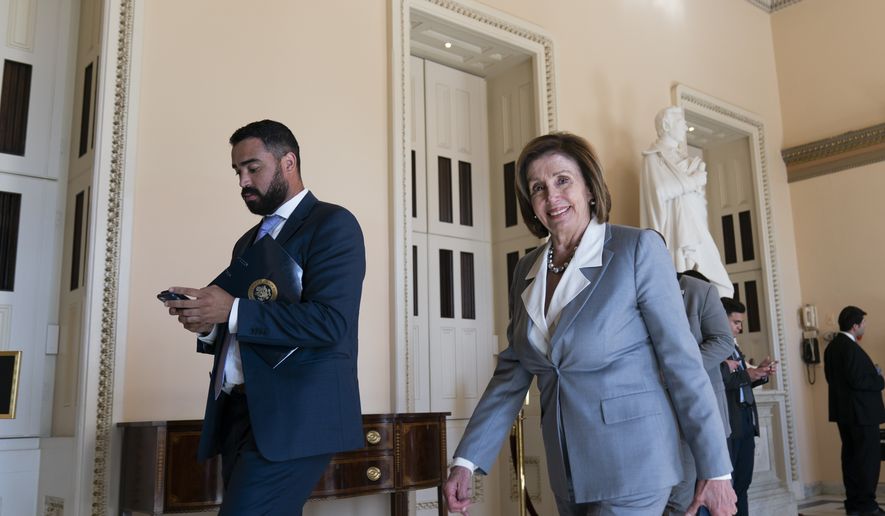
640, 106, 733, 297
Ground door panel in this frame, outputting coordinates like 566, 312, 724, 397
410, 56, 428, 233
0, 0, 67, 179
704, 137, 759, 274
424, 61, 489, 242
703, 136, 771, 384
427, 235, 493, 418
0, 172, 58, 437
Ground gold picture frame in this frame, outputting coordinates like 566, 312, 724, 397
0, 351, 22, 419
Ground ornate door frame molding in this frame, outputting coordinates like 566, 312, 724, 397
73, 0, 141, 513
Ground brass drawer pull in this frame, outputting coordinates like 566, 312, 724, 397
366, 466, 381, 482
366, 430, 381, 445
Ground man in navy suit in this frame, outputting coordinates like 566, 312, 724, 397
720, 297, 776, 516
165, 120, 366, 515
825, 306, 885, 516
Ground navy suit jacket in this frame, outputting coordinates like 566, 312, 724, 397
825, 332, 885, 426
197, 192, 366, 462
720, 344, 766, 438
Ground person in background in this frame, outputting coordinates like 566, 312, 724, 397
825, 306, 885, 516
664, 270, 735, 516
720, 297, 777, 516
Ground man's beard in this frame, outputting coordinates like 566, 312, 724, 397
241, 165, 288, 215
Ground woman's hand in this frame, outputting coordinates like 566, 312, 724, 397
443, 466, 473, 514
686, 478, 737, 516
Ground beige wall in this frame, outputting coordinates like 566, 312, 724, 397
120, 0, 814, 491
775, 0, 885, 488
790, 161, 885, 485
122, 0, 392, 420
772, 0, 885, 147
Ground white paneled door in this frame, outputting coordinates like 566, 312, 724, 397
426, 234, 493, 419
412, 56, 499, 515
0, 172, 59, 438
704, 137, 770, 363
411, 57, 495, 418
423, 60, 490, 242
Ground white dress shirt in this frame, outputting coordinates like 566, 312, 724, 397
199, 188, 309, 392
522, 218, 605, 358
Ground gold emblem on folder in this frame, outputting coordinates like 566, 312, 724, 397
248, 279, 278, 302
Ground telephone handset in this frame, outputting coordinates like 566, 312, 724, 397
800, 304, 821, 365
801, 304, 818, 331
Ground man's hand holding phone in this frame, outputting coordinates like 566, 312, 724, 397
157, 290, 190, 302
160, 286, 234, 334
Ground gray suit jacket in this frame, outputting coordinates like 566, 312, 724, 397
678, 274, 735, 435
454, 224, 732, 503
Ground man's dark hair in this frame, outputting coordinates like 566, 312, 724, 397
721, 297, 746, 316
230, 119, 301, 171
680, 269, 710, 283
838, 305, 866, 332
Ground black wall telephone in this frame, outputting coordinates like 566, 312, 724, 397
802, 337, 820, 365
800, 304, 821, 383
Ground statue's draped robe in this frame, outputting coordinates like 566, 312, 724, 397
640, 143, 733, 297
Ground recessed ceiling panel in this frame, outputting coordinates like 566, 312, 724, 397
410, 10, 530, 78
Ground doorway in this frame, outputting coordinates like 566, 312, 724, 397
392, 1, 557, 513
679, 84, 798, 515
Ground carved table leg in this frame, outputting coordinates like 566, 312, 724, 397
391, 491, 409, 516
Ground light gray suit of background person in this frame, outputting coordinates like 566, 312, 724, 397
453, 224, 733, 506
666, 274, 736, 514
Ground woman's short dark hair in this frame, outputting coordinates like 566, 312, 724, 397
838, 305, 866, 332
514, 132, 612, 238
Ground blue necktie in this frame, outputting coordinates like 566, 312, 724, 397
256, 214, 284, 241
733, 345, 754, 405
214, 214, 285, 398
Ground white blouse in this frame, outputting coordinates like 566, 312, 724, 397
521, 218, 605, 359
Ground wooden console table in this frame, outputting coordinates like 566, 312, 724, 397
118, 412, 449, 515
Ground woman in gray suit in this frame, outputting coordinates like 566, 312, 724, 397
444, 133, 735, 515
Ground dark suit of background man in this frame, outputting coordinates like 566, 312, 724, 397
825, 306, 885, 516
164, 120, 366, 515
720, 297, 777, 516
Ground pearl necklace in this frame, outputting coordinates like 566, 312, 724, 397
546, 245, 574, 274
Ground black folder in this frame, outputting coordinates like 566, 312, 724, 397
211, 235, 302, 368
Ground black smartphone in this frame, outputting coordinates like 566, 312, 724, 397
157, 290, 189, 302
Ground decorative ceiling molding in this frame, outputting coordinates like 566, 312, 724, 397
746, 0, 803, 13
782, 122, 885, 182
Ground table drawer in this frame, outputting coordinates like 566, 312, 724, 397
312, 454, 395, 497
